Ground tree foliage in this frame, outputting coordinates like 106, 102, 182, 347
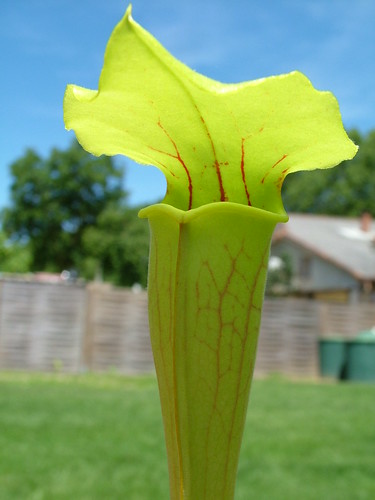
82, 206, 149, 287
265, 253, 293, 296
282, 129, 375, 215
0, 231, 32, 274
1, 140, 149, 286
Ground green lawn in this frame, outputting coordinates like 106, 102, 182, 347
0, 372, 374, 500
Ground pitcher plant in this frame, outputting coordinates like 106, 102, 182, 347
63, 5, 357, 499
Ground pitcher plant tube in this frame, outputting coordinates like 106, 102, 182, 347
63, 5, 357, 499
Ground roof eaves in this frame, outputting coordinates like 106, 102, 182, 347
273, 232, 375, 282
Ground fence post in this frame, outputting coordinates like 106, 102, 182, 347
80, 283, 97, 371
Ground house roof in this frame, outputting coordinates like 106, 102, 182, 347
272, 213, 375, 281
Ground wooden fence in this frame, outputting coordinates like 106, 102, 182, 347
0, 279, 374, 377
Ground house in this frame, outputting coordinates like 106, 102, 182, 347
270, 213, 375, 302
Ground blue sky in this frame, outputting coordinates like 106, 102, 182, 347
1, 0, 374, 210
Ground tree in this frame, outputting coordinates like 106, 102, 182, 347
2, 140, 126, 273
0, 231, 32, 274
265, 253, 293, 296
81, 206, 149, 287
282, 129, 375, 216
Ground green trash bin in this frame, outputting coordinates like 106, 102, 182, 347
346, 329, 375, 382
318, 338, 348, 379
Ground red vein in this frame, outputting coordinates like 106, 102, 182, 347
201, 249, 239, 497
196, 107, 227, 201
222, 245, 269, 489
240, 138, 252, 206
171, 224, 185, 497
261, 153, 288, 184
151, 237, 181, 496
151, 120, 193, 210
276, 167, 291, 191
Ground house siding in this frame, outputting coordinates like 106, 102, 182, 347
272, 240, 359, 293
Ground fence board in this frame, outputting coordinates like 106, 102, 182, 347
84, 285, 153, 374
0, 279, 374, 377
0, 280, 86, 372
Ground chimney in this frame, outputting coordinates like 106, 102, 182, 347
360, 212, 372, 232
